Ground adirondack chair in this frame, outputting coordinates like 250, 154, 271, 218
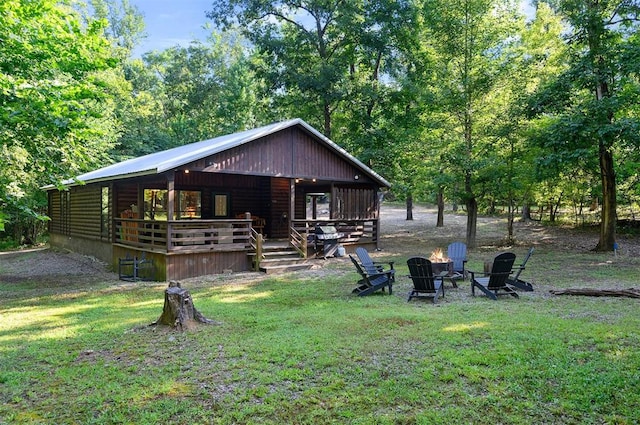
406, 257, 445, 303
350, 255, 394, 296
447, 241, 468, 280
470, 252, 518, 300
355, 247, 395, 282
507, 247, 535, 291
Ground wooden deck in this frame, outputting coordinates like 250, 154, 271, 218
112, 217, 378, 281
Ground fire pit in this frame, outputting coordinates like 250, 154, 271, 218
429, 248, 457, 288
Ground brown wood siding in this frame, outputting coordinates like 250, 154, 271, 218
174, 171, 271, 219
193, 126, 366, 183
200, 131, 294, 176
165, 251, 248, 280
106, 184, 113, 241
48, 190, 62, 234
270, 178, 291, 238
68, 186, 102, 239
292, 131, 360, 181
334, 187, 378, 220
115, 184, 138, 217
294, 185, 306, 220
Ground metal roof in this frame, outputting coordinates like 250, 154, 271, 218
52, 118, 391, 188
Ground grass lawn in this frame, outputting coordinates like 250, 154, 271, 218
1, 245, 640, 424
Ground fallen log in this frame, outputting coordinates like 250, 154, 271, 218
549, 288, 640, 298
151, 281, 220, 330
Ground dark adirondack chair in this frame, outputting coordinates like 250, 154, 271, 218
406, 257, 445, 303
350, 255, 393, 296
447, 241, 468, 280
507, 247, 535, 291
470, 252, 518, 300
355, 247, 395, 282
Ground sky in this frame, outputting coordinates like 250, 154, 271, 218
130, 0, 214, 57
130, 0, 537, 58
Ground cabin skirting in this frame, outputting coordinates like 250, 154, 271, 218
50, 233, 112, 264
112, 245, 249, 281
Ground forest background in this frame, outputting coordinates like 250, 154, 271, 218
2, 0, 640, 251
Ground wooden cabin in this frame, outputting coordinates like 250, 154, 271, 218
45, 119, 391, 280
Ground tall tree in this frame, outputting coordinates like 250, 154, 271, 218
491, 3, 565, 240
207, 0, 365, 137
421, 0, 522, 247
529, 0, 640, 250
89, 0, 146, 56
0, 0, 122, 242
115, 32, 265, 159
335, 0, 430, 206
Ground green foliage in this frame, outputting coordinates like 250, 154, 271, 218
89, 0, 146, 56
0, 0, 124, 242
206, 0, 423, 192
208, 0, 366, 137
527, 0, 640, 249
114, 32, 266, 160
418, 0, 525, 244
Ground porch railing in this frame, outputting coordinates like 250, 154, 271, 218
291, 218, 378, 246
289, 226, 308, 259
114, 217, 378, 255
114, 218, 252, 252
250, 228, 264, 271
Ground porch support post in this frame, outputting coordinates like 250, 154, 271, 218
137, 183, 144, 219
167, 172, 175, 250
375, 190, 382, 250
330, 182, 335, 220
289, 178, 295, 228
110, 182, 117, 244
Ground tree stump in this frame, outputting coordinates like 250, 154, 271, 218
151, 281, 218, 330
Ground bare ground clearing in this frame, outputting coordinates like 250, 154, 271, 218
1, 204, 639, 300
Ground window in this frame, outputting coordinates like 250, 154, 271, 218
212, 192, 229, 217
144, 190, 202, 220
177, 191, 201, 219
144, 189, 168, 220
101, 186, 109, 238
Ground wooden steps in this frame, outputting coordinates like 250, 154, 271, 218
253, 241, 314, 274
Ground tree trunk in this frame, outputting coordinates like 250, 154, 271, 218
595, 143, 617, 251
507, 199, 514, 243
323, 100, 332, 138
589, 25, 617, 250
436, 189, 444, 227
152, 281, 218, 330
466, 195, 478, 248
406, 194, 413, 221
465, 165, 477, 248
521, 203, 531, 221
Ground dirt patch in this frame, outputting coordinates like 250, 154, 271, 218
0, 247, 118, 285
1, 204, 638, 286
379, 204, 640, 257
